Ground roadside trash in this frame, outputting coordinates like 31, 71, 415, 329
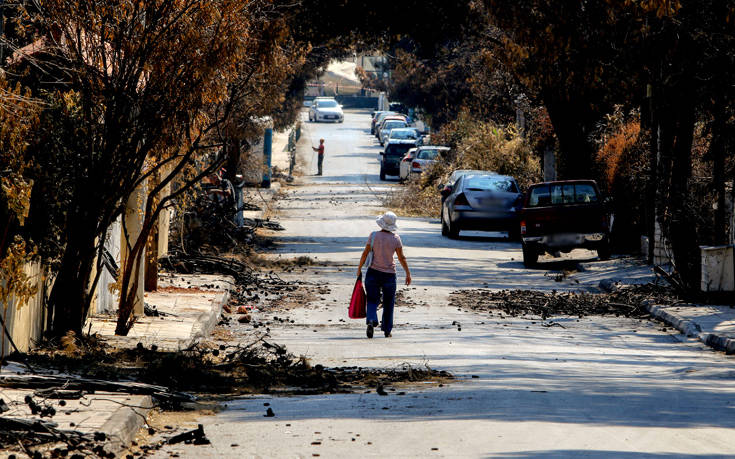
237, 314, 252, 323
376, 384, 388, 396
167, 424, 210, 445
349, 273, 367, 319
236, 306, 251, 314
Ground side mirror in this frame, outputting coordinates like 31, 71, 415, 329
440, 186, 452, 197
380, 152, 385, 156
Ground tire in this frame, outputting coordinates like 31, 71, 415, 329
380, 165, 386, 181
522, 244, 538, 268
441, 210, 449, 236
447, 212, 459, 239
597, 238, 612, 261
508, 225, 522, 242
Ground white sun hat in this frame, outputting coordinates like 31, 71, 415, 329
376, 211, 398, 232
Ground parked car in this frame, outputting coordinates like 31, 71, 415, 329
387, 127, 421, 143
440, 173, 522, 239
389, 102, 407, 115
409, 146, 448, 177
399, 148, 418, 183
370, 110, 389, 134
439, 169, 490, 202
379, 119, 409, 146
373, 111, 401, 136
308, 98, 344, 123
375, 114, 407, 138
380, 141, 416, 180
519, 180, 612, 267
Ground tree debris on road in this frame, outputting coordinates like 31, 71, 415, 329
449, 284, 681, 319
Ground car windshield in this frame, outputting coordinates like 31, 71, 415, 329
464, 176, 518, 192
317, 100, 338, 108
527, 183, 598, 207
384, 121, 406, 129
417, 149, 440, 160
385, 144, 413, 156
390, 130, 418, 139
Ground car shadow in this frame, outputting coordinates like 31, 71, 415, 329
496, 257, 602, 271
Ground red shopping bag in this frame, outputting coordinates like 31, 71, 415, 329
349, 274, 367, 319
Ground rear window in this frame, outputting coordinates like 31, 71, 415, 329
527, 183, 598, 207
384, 121, 406, 129
390, 130, 418, 139
386, 144, 413, 155
417, 149, 440, 160
464, 176, 518, 193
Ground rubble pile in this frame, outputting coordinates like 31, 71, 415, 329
449, 284, 681, 319
19, 332, 449, 396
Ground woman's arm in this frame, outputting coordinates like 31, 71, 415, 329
396, 247, 412, 285
356, 243, 371, 276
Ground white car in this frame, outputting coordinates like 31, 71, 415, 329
308, 98, 344, 123
410, 146, 449, 177
379, 119, 408, 145
399, 148, 418, 183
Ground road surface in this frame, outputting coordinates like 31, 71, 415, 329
153, 109, 735, 458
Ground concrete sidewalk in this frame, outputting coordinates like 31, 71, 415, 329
0, 274, 232, 457
87, 274, 232, 351
646, 302, 735, 354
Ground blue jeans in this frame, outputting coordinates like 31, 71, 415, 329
365, 268, 396, 334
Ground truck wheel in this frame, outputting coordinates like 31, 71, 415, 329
522, 244, 538, 268
597, 239, 612, 261
380, 166, 386, 181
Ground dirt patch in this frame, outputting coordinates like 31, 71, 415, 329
395, 289, 430, 309
449, 284, 681, 319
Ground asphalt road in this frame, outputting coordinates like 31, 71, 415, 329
154, 109, 735, 458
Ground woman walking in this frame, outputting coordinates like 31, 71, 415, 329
357, 212, 412, 338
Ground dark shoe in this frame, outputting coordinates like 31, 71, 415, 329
367, 324, 374, 338
384, 331, 392, 338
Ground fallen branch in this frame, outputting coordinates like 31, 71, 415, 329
0, 374, 194, 406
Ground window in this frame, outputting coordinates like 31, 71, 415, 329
465, 176, 518, 192
417, 149, 440, 160
384, 121, 406, 130
574, 183, 598, 203
528, 185, 551, 207
527, 183, 599, 207
386, 144, 412, 156
391, 130, 418, 139
317, 100, 338, 108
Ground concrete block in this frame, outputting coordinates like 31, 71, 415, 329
700, 245, 734, 292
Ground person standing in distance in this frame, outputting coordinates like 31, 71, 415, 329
357, 212, 412, 338
312, 138, 325, 176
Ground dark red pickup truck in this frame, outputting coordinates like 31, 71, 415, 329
519, 180, 612, 267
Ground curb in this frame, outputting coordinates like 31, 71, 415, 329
189, 290, 230, 345
645, 304, 735, 355
100, 395, 153, 453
